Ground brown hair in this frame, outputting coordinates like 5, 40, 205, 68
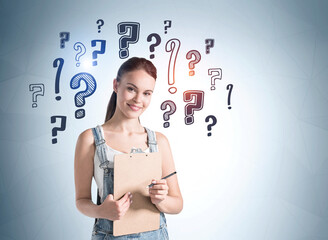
104, 57, 157, 122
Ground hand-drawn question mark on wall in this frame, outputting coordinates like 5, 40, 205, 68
186, 50, 201, 76
205, 39, 214, 54
227, 84, 233, 109
183, 90, 204, 125
50, 116, 67, 144
160, 100, 176, 128
208, 68, 222, 90
205, 115, 217, 136
147, 33, 161, 59
91, 40, 106, 66
96, 19, 104, 33
74, 42, 86, 67
117, 22, 140, 59
59, 32, 70, 49
165, 38, 181, 94
53, 58, 64, 101
70, 73, 97, 119
29, 84, 45, 108
164, 20, 172, 34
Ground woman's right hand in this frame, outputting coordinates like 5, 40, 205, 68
99, 192, 133, 220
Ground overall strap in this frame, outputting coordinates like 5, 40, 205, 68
91, 125, 113, 169
145, 127, 158, 152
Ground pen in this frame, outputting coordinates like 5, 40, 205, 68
147, 171, 177, 188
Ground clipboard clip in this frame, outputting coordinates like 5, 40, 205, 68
130, 147, 144, 154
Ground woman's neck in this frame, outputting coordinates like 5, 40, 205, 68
103, 113, 143, 134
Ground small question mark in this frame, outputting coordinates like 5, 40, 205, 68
186, 50, 201, 76
29, 84, 45, 108
205, 39, 214, 54
160, 100, 177, 128
205, 115, 217, 137
208, 68, 222, 90
147, 33, 161, 59
53, 58, 64, 100
73, 42, 86, 67
70, 73, 97, 119
227, 84, 233, 109
96, 19, 104, 33
91, 40, 106, 66
165, 38, 181, 94
59, 32, 70, 49
183, 90, 205, 125
117, 22, 140, 59
50, 116, 67, 144
164, 20, 172, 34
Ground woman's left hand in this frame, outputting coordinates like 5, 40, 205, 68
148, 179, 169, 205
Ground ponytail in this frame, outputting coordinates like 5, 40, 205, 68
104, 91, 117, 122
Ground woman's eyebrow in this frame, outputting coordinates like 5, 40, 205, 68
127, 83, 153, 92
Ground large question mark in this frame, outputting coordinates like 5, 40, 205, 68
183, 90, 205, 125
147, 33, 161, 59
164, 20, 172, 34
186, 50, 201, 76
96, 19, 104, 33
160, 100, 177, 128
208, 68, 222, 90
70, 73, 97, 119
91, 40, 106, 66
73, 42, 86, 67
165, 38, 181, 94
50, 116, 67, 144
29, 84, 45, 108
53, 58, 64, 100
205, 115, 217, 137
205, 39, 214, 54
59, 32, 70, 49
117, 22, 140, 59
227, 84, 233, 109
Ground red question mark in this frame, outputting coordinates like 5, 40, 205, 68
183, 90, 204, 125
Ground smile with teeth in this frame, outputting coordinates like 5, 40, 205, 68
127, 103, 142, 111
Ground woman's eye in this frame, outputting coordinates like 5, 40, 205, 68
127, 87, 135, 92
144, 92, 151, 96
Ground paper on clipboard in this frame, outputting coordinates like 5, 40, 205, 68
113, 151, 162, 236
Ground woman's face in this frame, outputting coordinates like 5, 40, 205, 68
114, 69, 156, 119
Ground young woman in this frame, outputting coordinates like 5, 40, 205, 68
74, 57, 183, 239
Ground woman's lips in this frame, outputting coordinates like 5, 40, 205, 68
127, 103, 142, 111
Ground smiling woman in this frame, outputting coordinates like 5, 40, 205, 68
74, 57, 183, 240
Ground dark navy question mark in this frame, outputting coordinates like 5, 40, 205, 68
59, 32, 70, 49
29, 84, 45, 108
117, 22, 140, 59
183, 90, 205, 125
227, 84, 233, 109
51, 116, 67, 144
164, 20, 172, 34
91, 40, 106, 66
70, 73, 97, 119
160, 100, 176, 128
205, 39, 214, 54
147, 33, 161, 59
53, 58, 64, 100
97, 19, 104, 33
205, 115, 217, 137
186, 50, 201, 76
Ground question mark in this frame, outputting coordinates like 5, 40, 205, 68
91, 40, 106, 66
183, 90, 204, 125
29, 84, 45, 108
70, 73, 97, 119
147, 33, 161, 59
50, 116, 67, 144
205, 115, 217, 137
164, 20, 172, 34
208, 68, 222, 90
160, 100, 176, 128
73, 42, 86, 67
53, 58, 64, 100
205, 39, 214, 54
117, 22, 140, 59
96, 19, 104, 33
165, 38, 181, 94
186, 50, 201, 76
227, 84, 233, 109
59, 32, 70, 49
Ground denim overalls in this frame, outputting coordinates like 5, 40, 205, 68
91, 125, 169, 240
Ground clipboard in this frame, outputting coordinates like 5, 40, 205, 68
113, 151, 162, 236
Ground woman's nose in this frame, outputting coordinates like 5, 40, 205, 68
133, 92, 142, 103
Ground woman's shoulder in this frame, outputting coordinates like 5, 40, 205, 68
154, 131, 169, 145
77, 128, 95, 146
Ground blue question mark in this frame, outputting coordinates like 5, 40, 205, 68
91, 40, 106, 66
70, 73, 97, 119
